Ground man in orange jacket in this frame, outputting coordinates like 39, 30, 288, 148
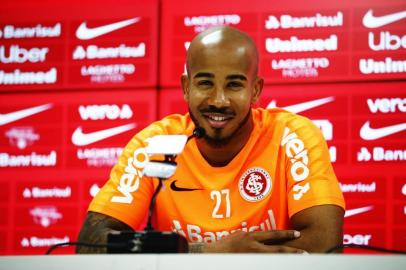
77, 26, 345, 253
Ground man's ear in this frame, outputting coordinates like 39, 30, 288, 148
251, 76, 264, 104
181, 74, 190, 101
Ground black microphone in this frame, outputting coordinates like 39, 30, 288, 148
193, 127, 206, 138
187, 127, 206, 142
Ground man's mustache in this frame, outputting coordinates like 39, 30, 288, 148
200, 106, 235, 115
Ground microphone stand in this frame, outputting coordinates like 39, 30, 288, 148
144, 154, 174, 232
107, 129, 206, 253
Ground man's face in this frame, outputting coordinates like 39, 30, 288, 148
183, 42, 261, 145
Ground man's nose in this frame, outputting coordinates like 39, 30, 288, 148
207, 87, 230, 108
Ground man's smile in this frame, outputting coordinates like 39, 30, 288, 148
201, 111, 235, 129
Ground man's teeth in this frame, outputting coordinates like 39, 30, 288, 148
209, 115, 226, 121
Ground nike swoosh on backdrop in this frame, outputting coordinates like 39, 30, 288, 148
71, 123, 136, 146
360, 121, 406, 140
0, 104, 53, 126
267, 96, 335, 113
170, 180, 202, 192
76, 17, 141, 40
344, 206, 374, 218
363, 9, 406, 28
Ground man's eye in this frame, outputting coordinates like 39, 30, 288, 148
228, 82, 243, 89
198, 80, 213, 87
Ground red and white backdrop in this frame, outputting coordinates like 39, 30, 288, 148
0, 0, 405, 254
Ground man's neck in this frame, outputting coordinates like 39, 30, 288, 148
196, 116, 254, 167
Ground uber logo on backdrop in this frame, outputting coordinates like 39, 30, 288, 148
0, 45, 49, 64
343, 234, 372, 245
368, 31, 406, 51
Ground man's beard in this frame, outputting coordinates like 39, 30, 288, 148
189, 107, 252, 148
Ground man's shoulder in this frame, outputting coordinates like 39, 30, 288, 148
253, 108, 313, 129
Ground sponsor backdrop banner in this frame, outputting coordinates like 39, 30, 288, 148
0, 0, 158, 91
160, 0, 406, 86
0, 90, 157, 254
0, 0, 405, 255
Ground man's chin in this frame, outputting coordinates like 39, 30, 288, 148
203, 129, 233, 148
